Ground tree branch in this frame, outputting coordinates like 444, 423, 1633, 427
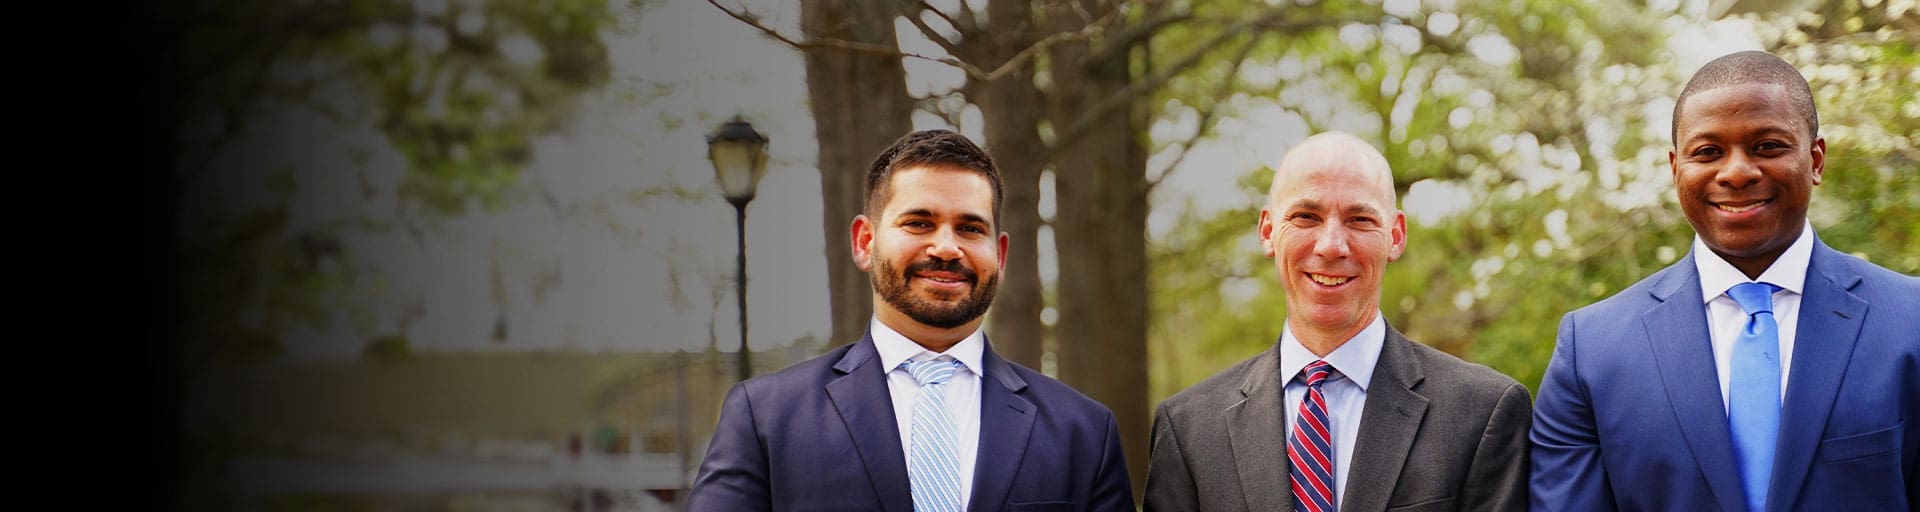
710, 0, 1123, 86
977, 7, 1122, 81
1056, 13, 1368, 151
706, 0, 987, 76
916, 0, 973, 39
1094, 9, 1195, 64
894, 0, 968, 59
1147, 35, 1259, 191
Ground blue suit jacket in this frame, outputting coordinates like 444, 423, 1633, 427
1529, 237, 1920, 511
687, 333, 1136, 511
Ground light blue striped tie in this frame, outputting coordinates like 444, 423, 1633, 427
1728, 281, 1782, 512
905, 356, 964, 512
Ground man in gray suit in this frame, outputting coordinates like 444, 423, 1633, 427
1143, 132, 1532, 512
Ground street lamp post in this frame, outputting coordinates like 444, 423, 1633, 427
708, 117, 768, 382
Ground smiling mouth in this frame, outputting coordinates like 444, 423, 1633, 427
1308, 273, 1352, 286
1715, 199, 1770, 213
914, 271, 971, 288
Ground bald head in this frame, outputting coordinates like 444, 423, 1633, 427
1257, 131, 1406, 352
1269, 132, 1399, 210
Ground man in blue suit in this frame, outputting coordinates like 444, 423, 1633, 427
688, 130, 1135, 511
1529, 50, 1919, 511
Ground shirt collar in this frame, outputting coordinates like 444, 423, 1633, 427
1277, 312, 1386, 391
1693, 221, 1813, 302
870, 317, 985, 376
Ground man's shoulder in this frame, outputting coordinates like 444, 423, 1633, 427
1816, 246, 1920, 298
1157, 350, 1270, 416
736, 342, 860, 394
1565, 258, 1691, 322
1396, 336, 1524, 395
994, 359, 1116, 419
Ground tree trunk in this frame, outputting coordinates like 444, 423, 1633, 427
1045, 0, 1150, 499
974, 0, 1047, 370
800, 1, 914, 348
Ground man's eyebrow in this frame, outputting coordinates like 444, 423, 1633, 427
1681, 122, 1801, 146
894, 208, 992, 228
1343, 203, 1382, 217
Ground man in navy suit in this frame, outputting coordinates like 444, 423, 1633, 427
1529, 50, 1919, 511
688, 129, 1135, 511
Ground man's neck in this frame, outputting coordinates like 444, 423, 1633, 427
1722, 250, 1785, 281
874, 308, 977, 354
1292, 324, 1364, 358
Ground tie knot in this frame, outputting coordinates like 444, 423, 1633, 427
1728, 282, 1782, 316
1300, 360, 1336, 387
904, 356, 963, 386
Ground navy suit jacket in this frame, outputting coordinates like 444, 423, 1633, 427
1530, 237, 1920, 511
688, 333, 1136, 511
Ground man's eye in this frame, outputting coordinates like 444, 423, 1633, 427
1691, 146, 1722, 159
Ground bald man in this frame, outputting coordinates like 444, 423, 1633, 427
1143, 133, 1531, 512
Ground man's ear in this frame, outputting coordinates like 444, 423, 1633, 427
1387, 211, 1408, 262
851, 214, 875, 271
996, 231, 1009, 271
1668, 148, 1680, 182
1809, 137, 1825, 185
1257, 209, 1277, 259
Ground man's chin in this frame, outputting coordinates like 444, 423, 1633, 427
905, 309, 981, 329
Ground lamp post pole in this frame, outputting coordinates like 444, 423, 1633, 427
707, 117, 768, 383
729, 196, 750, 383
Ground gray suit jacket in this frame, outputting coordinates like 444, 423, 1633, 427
1144, 324, 1531, 512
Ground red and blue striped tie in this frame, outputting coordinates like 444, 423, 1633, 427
1290, 360, 1338, 512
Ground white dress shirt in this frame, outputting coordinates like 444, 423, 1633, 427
870, 317, 983, 510
1279, 312, 1387, 507
1693, 222, 1812, 411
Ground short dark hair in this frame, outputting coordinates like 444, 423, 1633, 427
863, 129, 1004, 225
1672, 50, 1819, 145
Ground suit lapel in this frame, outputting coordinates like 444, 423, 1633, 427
1641, 258, 1749, 512
1228, 345, 1293, 512
969, 339, 1035, 512
1767, 241, 1866, 512
825, 335, 913, 512
1341, 326, 1429, 512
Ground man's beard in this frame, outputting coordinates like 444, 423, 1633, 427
872, 256, 998, 329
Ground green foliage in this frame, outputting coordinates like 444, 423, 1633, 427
1147, 0, 1918, 399
1148, 171, 1283, 398
176, 0, 615, 370
1779, 24, 1920, 273
179, 197, 358, 368
362, 335, 418, 363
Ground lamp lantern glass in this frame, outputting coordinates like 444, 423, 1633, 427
707, 117, 769, 205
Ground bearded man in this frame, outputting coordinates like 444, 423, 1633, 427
689, 130, 1135, 512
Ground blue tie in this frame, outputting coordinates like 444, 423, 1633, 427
1728, 281, 1782, 512
905, 357, 965, 512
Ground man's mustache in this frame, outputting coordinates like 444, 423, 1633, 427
904, 258, 977, 283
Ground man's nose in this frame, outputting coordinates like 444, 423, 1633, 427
1313, 224, 1351, 259
1717, 150, 1763, 189
926, 228, 963, 260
